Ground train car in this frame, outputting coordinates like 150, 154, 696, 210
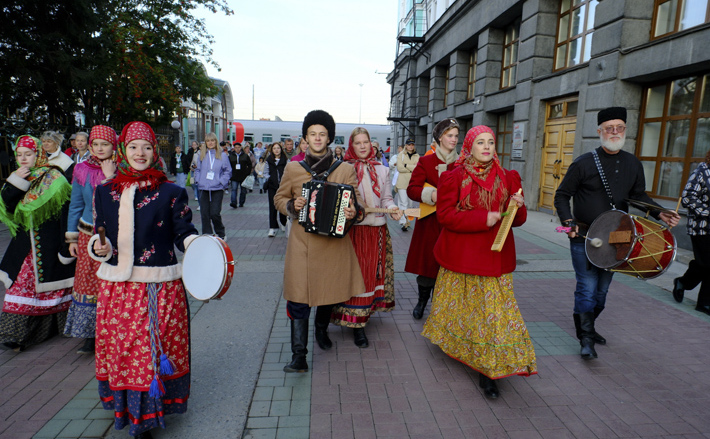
231, 119, 393, 153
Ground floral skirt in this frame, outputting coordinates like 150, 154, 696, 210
422, 268, 537, 379
95, 279, 190, 434
64, 232, 100, 338
331, 225, 395, 328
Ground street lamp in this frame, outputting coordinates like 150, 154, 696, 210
359, 83, 364, 124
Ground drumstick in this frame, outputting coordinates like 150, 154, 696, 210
675, 196, 682, 213
555, 226, 602, 248
98, 226, 106, 246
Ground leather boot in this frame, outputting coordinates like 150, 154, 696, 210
579, 311, 598, 360
479, 374, 499, 399
314, 305, 333, 350
77, 338, 95, 354
574, 313, 606, 345
353, 327, 369, 348
412, 285, 432, 320
284, 319, 309, 373
592, 307, 606, 345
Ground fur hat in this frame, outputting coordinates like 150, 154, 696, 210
433, 118, 460, 145
302, 110, 335, 145
597, 107, 627, 125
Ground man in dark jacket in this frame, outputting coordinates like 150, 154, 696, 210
169, 145, 190, 188
229, 142, 253, 208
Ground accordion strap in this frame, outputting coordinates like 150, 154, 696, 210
299, 159, 343, 181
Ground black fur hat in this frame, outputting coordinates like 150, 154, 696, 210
302, 110, 336, 145
597, 107, 627, 125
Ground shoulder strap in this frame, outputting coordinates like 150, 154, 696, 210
591, 149, 616, 210
298, 159, 342, 181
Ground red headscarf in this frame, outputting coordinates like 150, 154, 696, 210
455, 125, 507, 211
111, 121, 167, 192
344, 133, 381, 198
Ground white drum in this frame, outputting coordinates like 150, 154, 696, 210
182, 235, 235, 301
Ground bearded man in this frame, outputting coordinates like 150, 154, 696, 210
554, 106, 679, 361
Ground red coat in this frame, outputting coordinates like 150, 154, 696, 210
404, 154, 455, 278
434, 166, 526, 277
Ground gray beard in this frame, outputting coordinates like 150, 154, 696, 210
600, 135, 625, 152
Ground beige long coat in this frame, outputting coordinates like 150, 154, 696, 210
395, 151, 420, 190
274, 160, 366, 306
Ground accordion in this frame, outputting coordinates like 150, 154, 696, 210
298, 180, 356, 238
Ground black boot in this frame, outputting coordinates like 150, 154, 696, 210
77, 338, 95, 354
314, 305, 333, 350
672, 277, 685, 303
284, 319, 309, 373
574, 312, 606, 345
592, 307, 606, 345
353, 327, 368, 348
412, 285, 432, 320
479, 374, 499, 399
134, 429, 154, 439
579, 311, 598, 360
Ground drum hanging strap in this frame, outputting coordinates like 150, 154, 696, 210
299, 160, 343, 181
592, 149, 616, 210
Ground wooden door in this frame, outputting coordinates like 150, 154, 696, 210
539, 121, 576, 212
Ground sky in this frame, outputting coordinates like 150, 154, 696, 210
196, 0, 399, 125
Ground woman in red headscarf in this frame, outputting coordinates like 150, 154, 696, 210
421, 125, 537, 400
64, 125, 118, 354
89, 121, 198, 439
331, 128, 401, 348
0, 136, 74, 352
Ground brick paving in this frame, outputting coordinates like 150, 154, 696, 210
2, 186, 710, 438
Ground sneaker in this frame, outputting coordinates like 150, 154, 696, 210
196, 206, 200, 211
268, 229, 277, 237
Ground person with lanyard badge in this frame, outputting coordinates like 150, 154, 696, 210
64, 125, 118, 354
229, 142, 253, 207
274, 110, 365, 373
422, 125, 536, 399
170, 145, 189, 188
554, 107, 679, 360
0, 135, 75, 352
405, 119, 460, 320
195, 132, 231, 238
265, 142, 288, 237
331, 128, 401, 348
89, 121, 198, 439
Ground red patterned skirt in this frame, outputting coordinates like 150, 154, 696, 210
95, 279, 190, 390
64, 231, 101, 338
331, 225, 395, 328
1, 253, 72, 316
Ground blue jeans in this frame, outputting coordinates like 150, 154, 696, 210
230, 180, 247, 206
570, 241, 614, 314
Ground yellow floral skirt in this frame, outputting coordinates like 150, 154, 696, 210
422, 268, 537, 379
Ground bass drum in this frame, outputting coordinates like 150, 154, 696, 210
182, 235, 235, 301
585, 210, 676, 280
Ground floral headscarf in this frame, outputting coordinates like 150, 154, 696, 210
0, 135, 71, 236
344, 133, 381, 198
455, 126, 507, 211
111, 121, 167, 192
74, 125, 118, 187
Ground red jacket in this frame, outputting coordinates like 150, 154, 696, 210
434, 166, 526, 277
404, 154, 455, 278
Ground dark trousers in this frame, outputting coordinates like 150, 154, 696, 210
231, 180, 248, 206
199, 190, 225, 238
679, 235, 710, 307
287, 301, 333, 320
268, 187, 287, 229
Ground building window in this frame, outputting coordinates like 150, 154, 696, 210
501, 20, 520, 89
443, 68, 449, 107
333, 136, 345, 145
262, 134, 273, 143
637, 74, 710, 199
467, 51, 477, 100
245, 133, 254, 143
554, 0, 598, 71
497, 112, 514, 168
652, 0, 710, 38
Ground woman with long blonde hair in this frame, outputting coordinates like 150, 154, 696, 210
194, 132, 231, 238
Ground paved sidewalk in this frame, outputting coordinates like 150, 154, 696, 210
2, 189, 710, 439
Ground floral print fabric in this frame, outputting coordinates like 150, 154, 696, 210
422, 269, 537, 379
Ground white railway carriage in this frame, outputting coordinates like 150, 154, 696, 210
231, 119, 393, 153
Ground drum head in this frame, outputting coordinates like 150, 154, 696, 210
182, 235, 228, 301
585, 210, 635, 269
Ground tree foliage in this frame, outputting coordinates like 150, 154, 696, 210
0, 0, 232, 130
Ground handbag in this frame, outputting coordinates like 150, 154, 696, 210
241, 175, 255, 189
